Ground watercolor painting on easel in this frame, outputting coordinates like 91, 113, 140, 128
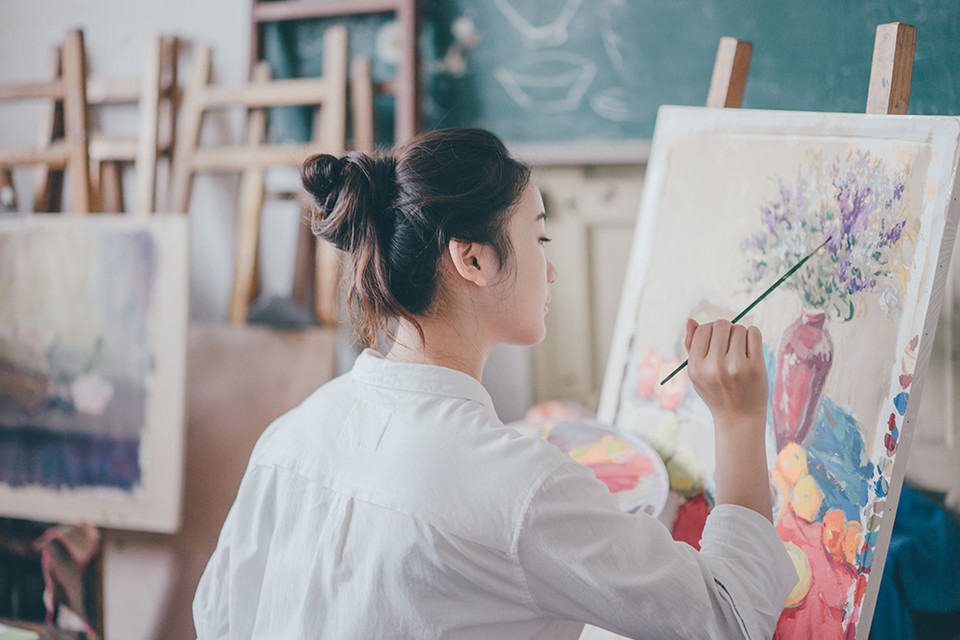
597, 107, 960, 639
0, 215, 188, 533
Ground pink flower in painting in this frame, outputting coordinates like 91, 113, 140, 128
635, 348, 664, 400
70, 372, 114, 416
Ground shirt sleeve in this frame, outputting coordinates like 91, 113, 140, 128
514, 460, 797, 640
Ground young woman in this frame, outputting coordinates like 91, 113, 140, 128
193, 128, 796, 639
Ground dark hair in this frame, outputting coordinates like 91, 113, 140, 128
301, 128, 531, 347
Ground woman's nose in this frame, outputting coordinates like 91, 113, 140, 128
547, 258, 558, 284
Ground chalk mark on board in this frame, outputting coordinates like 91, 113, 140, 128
494, 50, 596, 112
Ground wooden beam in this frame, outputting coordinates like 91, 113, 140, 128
0, 81, 65, 101
135, 35, 163, 215
98, 160, 124, 212
202, 77, 329, 109
866, 22, 916, 115
706, 37, 753, 108
229, 61, 272, 325
88, 136, 138, 160
319, 26, 348, 156
60, 29, 92, 213
34, 45, 64, 212
252, 0, 401, 23
0, 144, 69, 167
169, 43, 211, 213
394, 0, 419, 140
86, 77, 141, 104
350, 57, 375, 152
191, 144, 316, 171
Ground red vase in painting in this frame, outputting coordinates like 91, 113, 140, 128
773, 308, 834, 451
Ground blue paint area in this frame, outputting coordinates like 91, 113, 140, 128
876, 474, 889, 498
0, 426, 140, 490
805, 397, 871, 522
894, 391, 909, 415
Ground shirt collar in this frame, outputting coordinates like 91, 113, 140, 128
350, 349, 495, 410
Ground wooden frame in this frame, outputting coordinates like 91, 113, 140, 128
170, 27, 348, 325
592, 23, 949, 640
36, 35, 179, 215
0, 29, 91, 213
250, 0, 418, 143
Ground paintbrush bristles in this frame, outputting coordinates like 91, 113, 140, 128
659, 236, 832, 386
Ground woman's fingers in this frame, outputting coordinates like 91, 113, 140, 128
684, 318, 699, 352
728, 323, 748, 360
708, 319, 733, 359
687, 319, 712, 362
746, 325, 763, 361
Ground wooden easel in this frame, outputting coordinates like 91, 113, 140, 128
0, 29, 92, 214
170, 27, 349, 325
34, 35, 180, 215
249, 0, 419, 143
702, 22, 916, 640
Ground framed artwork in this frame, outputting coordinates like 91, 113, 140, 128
0, 214, 188, 533
597, 107, 960, 639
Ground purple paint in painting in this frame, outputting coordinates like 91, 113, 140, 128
742, 148, 914, 323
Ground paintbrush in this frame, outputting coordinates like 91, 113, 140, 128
659, 236, 833, 386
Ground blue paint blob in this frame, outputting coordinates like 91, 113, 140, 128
806, 398, 871, 521
894, 392, 909, 415
875, 475, 888, 498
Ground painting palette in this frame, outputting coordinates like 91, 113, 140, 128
510, 417, 670, 517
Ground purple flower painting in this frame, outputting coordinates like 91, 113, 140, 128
742, 148, 918, 323
599, 107, 960, 640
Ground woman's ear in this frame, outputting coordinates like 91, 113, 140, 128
448, 238, 495, 286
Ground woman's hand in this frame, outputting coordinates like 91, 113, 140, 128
683, 318, 768, 427
684, 317, 773, 522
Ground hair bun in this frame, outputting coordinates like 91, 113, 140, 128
301, 151, 387, 253
301, 153, 347, 214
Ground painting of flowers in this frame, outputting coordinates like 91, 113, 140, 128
0, 215, 188, 533
598, 107, 960, 639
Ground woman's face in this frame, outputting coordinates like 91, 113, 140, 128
491, 183, 558, 346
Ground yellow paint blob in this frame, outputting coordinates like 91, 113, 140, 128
791, 474, 823, 522
776, 442, 808, 487
784, 542, 812, 608
666, 450, 702, 496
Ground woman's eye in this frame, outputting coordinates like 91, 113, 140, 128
539, 236, 552, 245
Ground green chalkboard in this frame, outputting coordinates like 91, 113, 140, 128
423, 0, 960, 147
264, 1, 960, 155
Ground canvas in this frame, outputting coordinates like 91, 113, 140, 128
597, 107, 960, 639
0, 214, 188, 533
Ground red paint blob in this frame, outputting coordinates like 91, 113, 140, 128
671, 493, 710, 550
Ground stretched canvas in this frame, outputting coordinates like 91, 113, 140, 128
597, 107, 960, 639
0, 214, 188, 533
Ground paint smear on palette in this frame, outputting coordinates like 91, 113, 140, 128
510, 417, 670, 516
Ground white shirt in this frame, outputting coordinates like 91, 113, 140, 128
193, 350, 796, 640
